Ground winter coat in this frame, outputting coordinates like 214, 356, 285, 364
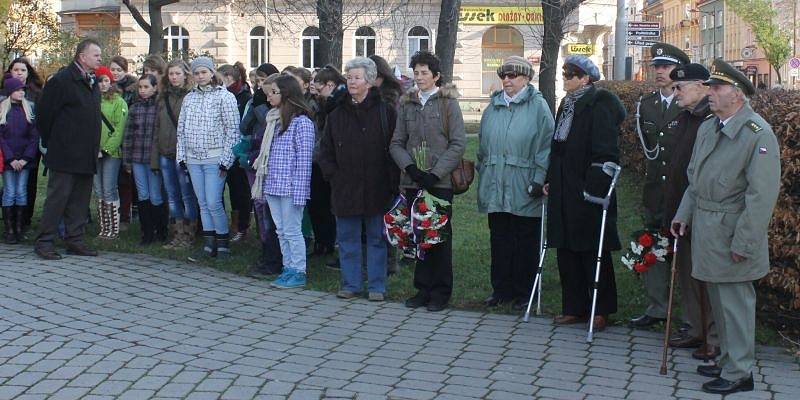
315, 84, 348, 133
263, 115, 315, 206
0, 102, 39, 169
390, 84, 467, 190
318, 87, 399, 217
116, 75, 139, 106
36, 62, 102, 175
99, 93, 128, 158
230, 83, 252, 118
176, 85, 240, 168
546, 85, 624, 252
240, 102, 271, 168
476, 84, 554, 217
122, 96, 157, 167
150, 85, 188, 168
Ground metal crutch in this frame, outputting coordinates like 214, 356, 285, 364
523, 196, 547, 322
584, 162, 622, 343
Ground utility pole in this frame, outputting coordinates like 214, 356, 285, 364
614, 0, 627, 80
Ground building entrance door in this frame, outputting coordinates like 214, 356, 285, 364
482, 26, 524, 95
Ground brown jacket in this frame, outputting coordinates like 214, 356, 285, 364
389, 84, 466, 190
150, 85, 189, 169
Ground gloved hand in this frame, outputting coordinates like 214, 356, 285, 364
179, 161, 187, 171
527, 183, 544, 198
419, 172, 439, 190
405, 165, 423, 182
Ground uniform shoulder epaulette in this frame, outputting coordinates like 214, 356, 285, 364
704, 114, 714, 120
746, 120, 763, 133
641, 91, 658, 99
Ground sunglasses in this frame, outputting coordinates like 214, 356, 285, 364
562, 71, 578, 80
498, 71, 519, 80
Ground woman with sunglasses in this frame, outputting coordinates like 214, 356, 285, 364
476, 56, 554, 311
546, 55, 624, 331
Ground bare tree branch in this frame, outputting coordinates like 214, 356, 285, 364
121, 0, 152, 33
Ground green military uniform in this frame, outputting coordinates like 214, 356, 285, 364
636, 43, 690, 320
675, 60, 780, 386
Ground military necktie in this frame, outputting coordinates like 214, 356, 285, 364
718, 121, 724, 132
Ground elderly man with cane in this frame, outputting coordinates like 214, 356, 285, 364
672, 59, 780, 394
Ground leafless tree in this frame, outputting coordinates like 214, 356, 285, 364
121, 0, 180, 55
435, 0, 461, 84
540, 0, 586, 113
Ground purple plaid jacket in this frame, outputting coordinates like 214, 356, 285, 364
123, 96, 157, 166
263, 115, 315, 206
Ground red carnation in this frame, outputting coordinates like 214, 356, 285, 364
638, 233, 654, 247
438, 215, 448, 224
643, 252, 657, 266
417, 202, 429, 213
420, 243, 432, 250
421, 219, 432, 228
384, 214, 394, 224
426, 230, 438, 238
634, 263, 648, 273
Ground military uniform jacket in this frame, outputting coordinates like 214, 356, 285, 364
639, 91, 683, 227
675, 103, 780, 283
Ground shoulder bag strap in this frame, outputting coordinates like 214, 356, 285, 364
439, 97, 450, 140
163, 92, 179, 128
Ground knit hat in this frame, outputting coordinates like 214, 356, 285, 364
94, 65, 114, 84
2, 74, 25, 97
564, 55, 601, 82
256, 63, 279, 77
191, 57, 216, 74
497, 56, 534, 79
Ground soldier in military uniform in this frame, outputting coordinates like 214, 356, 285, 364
672, 59, 780, 394
630, 43, 690, 328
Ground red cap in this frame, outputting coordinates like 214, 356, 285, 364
95, 66, 114, 83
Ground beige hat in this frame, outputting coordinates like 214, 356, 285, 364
497, 56, 534, 79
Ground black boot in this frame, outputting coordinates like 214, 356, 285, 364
3, 206, 17, 244
13, 205, 25, 243
153, 204, 169, 242
216, 233, 231, 260
250, 240, 282, 276
138, 201, 154, 245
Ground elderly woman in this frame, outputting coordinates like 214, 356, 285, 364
546, 56, 625, 331
318, 57, 399, 301
477, 57, 555, 310
390, 51, 466, 312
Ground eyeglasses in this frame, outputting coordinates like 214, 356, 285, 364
498, 71, 519, 80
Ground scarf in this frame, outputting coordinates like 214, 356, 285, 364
553, 84, 592, 142
251, 108, 281, 200
227, 81, 242, 96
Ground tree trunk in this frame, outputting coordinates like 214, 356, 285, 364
148, 1, 164, 55
317, 0, 344, 69
540, 0, 565, 114
773, 65, 783, 84
435, 0, 461, 84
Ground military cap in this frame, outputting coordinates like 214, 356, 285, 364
669, 63, 710, 82
649, 43, 690, 66
704, 59, 755, 96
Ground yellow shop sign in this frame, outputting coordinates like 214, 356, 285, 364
459, 6, 544, 25
568, 44, 594, 55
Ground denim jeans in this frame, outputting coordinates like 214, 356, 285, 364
266, 195, 306, 273
337, 214, 387, 294
2, 168, 30, 206
131, 162, 163, 205
187, 163, 228, 234
93, 156, 121, 202
160, 156, 199, 220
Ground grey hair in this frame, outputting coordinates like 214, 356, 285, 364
344, 57, 378, 85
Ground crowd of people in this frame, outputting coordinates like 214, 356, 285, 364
0, 38, 781, 394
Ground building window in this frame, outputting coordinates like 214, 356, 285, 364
407, 26, 430, 68
354, 26, 376, 57
481, 25, 524, 95
716, 42, 723, 58
701, 15, 707, 30
163, 26, 189, 55
249, 26, 269, 68
301, 26, 322, 69
717, 10, 723, 27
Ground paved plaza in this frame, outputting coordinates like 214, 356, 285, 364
0, 245, 798, 400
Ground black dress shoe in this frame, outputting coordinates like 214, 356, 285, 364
511, 299, 528, 311
693, 344, 721, 361
35, 247, 62, 260
325, 258, 340, 270
405, 294, 429, 309
669, 334, 704, 348
426, 302, 447, 312
628, 314, 666, 328
483, 295, 510, 307
65, 243, 98, 256
701, 374, 754, 394
697, 364, 722, 378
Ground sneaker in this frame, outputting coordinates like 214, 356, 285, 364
270, 270, 292, 288
368, 292, 385, 302
337, 290, 357, 299
273, 271, 306, 289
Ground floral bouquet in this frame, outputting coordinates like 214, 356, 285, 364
621, 229, 671, 273
384, 194, 413, 251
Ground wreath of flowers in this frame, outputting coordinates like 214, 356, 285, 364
384, 190, 450, 260
621, 229, 671, 273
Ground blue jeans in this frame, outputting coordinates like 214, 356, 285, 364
2, 169, 30, 206
187, 163, 228, 234
93, 156, 121, 202
160, 156, 199, 220
266, 195, 306, 273
131, 162, 163, 205
337, 214, 387, 294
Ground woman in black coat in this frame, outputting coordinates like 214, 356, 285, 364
545, 56, 624, 331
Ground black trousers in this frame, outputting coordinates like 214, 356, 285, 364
556, 248, 618, 317
488, 212, 542, 301
406, 188, 453, 305
226, 164, 252, 231
308, 163, 336, 247
35, 171, 93, 249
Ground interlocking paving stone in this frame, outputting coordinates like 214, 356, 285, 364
0, 246, 797, 399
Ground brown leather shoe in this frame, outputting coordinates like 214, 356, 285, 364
554, 315, 588, 325
693, 344, 721, 361
65, 243, 98, 256
669, 334, 704, 348
35, 247, 62, 260
592, 315, 607, 331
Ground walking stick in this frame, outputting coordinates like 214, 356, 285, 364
698, 280, 710, 361
660, 238, 680, 375
584, 162, 622, 343
523, 196, 547, 322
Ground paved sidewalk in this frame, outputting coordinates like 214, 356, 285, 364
0, 245, 798, 400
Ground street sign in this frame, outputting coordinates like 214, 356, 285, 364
790, 68, 799, 77
567, 44, 594, 55
628, 21, 661, 30
627, 30, 661, 38
790, 57, 800, 69
627, 39, 657, 47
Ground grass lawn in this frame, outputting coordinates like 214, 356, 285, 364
24, 134, 781, 346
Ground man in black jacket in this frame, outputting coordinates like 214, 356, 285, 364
34, 39, 103, 260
